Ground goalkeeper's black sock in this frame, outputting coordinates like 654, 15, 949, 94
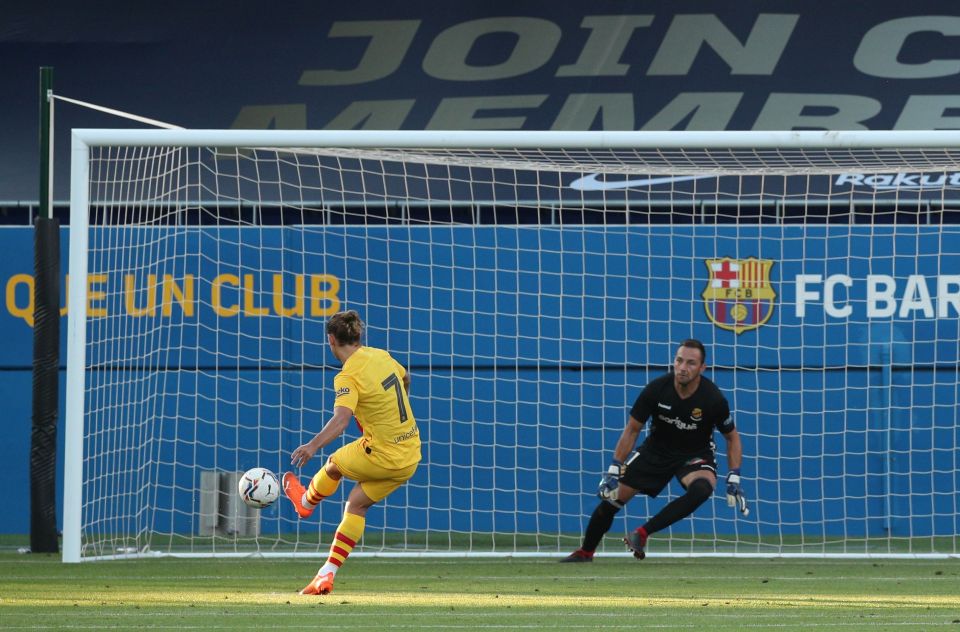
642, 478, 713, 535
581, 500, 620, 552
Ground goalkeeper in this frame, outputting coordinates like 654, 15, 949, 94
282, 310, 421, 594
561, 339, 746, 562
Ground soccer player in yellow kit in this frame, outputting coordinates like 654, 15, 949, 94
283, 310, 421, 595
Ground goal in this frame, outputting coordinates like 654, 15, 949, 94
64, 130, 960, 561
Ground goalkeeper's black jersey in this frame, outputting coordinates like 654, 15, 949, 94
629, 373, 734, 457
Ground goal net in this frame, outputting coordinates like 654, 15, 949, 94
64, 130, 960, 561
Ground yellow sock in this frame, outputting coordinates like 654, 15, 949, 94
326, 512, 365, 570
305, 468, 340, 506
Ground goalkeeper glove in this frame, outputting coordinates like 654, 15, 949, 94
726, 469, 749, 516
597, 459, 623, 500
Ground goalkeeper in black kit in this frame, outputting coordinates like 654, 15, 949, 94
562, 339, 747, 562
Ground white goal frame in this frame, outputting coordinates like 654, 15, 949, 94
65, 129, 960, 563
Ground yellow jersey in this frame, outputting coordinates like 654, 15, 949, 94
333, 346, 421, 469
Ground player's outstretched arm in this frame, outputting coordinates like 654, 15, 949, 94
723, 428, 749, 516
598, 416, 644, 500
291, 406, 353, 468
613, 415, 644, 463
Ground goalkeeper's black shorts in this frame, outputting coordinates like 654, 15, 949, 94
619, 441, 717, 498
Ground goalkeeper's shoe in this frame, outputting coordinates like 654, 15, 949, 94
623, 528, 647, 560
282, 472, 314, 519
300, 571, 335, 595
559, 549, 594, 563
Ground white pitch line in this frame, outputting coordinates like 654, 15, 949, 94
5, 574, 957, 583
3, 623, 960, 631
17, 611, 957, 620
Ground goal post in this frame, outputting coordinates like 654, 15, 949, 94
65, 129, 960, 562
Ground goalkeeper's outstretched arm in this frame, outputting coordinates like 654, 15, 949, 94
722, 428, 749, 515
597, 415, 646, 500
723, 428, 743, 472
613, 416, 644, 462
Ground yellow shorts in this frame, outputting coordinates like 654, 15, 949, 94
329, 439, 418, 502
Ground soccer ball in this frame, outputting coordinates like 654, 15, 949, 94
238, 467, 280, 509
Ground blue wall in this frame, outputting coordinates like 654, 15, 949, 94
4, 225, 959, 538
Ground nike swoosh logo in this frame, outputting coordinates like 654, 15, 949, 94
658, 403, 672, 410
568, 173, 712, 191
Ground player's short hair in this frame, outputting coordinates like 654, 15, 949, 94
327, 310, 364, 345
679, 338, 706, 364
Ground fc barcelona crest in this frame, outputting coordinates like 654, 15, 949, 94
702, 257, 776, 334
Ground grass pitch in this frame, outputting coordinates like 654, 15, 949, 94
2, 552, 959, 630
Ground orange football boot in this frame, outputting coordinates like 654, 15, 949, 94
282, 472, 314, 519
300, 571, 335, 595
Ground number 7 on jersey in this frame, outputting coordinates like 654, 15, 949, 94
381, 373, 409, 422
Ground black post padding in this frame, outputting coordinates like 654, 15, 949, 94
31, 216, 60, 553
